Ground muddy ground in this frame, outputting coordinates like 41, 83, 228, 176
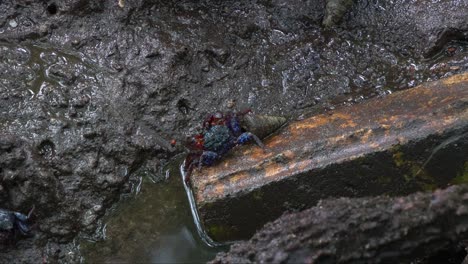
0, 0, 467, 262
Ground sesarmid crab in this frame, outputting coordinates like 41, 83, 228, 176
183, 110, 286, 183
0, 206, 34, 245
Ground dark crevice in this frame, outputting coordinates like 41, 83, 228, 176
46, 3, 57, 15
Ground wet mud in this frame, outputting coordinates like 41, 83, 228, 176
0, 0, 467, 262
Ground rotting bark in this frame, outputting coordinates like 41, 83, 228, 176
211, 185, 468, 264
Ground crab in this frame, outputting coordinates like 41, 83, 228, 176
183, 110, 265, 184
0, 206, 34, 244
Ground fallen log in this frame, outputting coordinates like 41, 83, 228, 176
211, 185, 468, 264
189, 72, 468, 242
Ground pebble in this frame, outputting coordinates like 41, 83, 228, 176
82, 209, 97, 226
39, 24, 49, 35
226, 99, 235, 108
8, 19, 18, 28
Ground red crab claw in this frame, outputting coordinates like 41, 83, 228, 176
185, 134, 204, 151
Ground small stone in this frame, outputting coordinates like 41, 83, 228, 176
82, 209, 97, 226
226, 99, 235, 108
39, 24, 49, 35
71, 39, 80, 46
8, 20, 18, 28
92, 204, 102, 212
201, 65, 210, 72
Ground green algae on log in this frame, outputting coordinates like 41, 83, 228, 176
189, 72, 468, 242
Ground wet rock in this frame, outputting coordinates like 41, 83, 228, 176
211, 185, 468, 264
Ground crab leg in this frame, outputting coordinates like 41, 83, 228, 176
236, 132, 265, 148
27, 205, 35, 219
198, 151, 220, 170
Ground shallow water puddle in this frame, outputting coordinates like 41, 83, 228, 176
80, 163, 225, 263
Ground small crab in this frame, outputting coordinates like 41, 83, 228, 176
0, 206, 34, 245
183, 110, 286, 183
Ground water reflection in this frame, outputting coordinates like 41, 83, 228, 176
151, 227, 201, 263
81, 165, 225, 263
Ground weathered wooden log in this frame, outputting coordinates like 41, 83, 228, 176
190, 72, 468, 242
211, 185, 468, 264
